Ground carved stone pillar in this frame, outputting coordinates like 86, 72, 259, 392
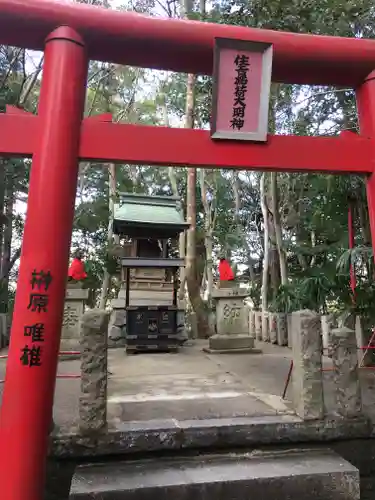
79, 309, 109, 434
291, 310, 324, 420
60, 286, 89, 352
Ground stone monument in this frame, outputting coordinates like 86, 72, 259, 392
206, 285, 260, 353
60, 285, 89, 351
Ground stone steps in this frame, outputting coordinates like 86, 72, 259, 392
69, 448, 359, 500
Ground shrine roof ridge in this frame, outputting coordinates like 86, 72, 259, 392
113, 194, 188, 232
1, 0, 375, 86
118, 193, 182, 208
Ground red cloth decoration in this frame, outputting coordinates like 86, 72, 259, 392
68, 258, 87, 281
219, 259, 234, 281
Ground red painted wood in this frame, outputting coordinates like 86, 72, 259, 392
79, 122, 373, 173
0, 112, 372, 173
0, 27, 88, 500
357, 71, 375, 265
1, 0, 375, 85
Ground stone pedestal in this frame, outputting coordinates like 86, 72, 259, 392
206, 288, 260, 354
60, 286, 89, 351
291, 310, 324, 420
331, 326, 362, 418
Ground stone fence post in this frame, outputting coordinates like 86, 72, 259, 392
254, 311, 262, 341
291, 310, 324, 420
262, 311, 270, 342
331, 326, 362, 419
79, 309, 109, 434
276, 313, 288, 346
249, 309, 256, 339
269, 313, 277, 344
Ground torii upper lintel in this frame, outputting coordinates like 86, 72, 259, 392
0, 0, 375, 85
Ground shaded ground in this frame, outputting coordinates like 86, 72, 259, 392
1, 340, 375, 428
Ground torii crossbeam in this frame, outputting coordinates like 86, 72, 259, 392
0, 1, 375, 500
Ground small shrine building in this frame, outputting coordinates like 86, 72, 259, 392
108, 193, 189, 352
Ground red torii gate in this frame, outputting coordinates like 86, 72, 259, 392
0, 1, 375, 499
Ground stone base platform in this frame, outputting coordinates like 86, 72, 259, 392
205, 334, 261, 354
69, 448, 359, 500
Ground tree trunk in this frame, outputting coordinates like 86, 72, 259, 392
268, 213, 281, 300
18, 56, 44, 108
270, 172, 287, 286
232, 171, 255, 281
260, 173, 269, 333
186, 165, 210, 338
199, 168, 215, 301
161, 91, 186, 301
205, 230, 213, 300
0, 159, 6, 263
168, 164, 186, 303
182, 0, 211, 337
0, 176, 14, 313
99, 163, 118, 309
184, 73, 211, 337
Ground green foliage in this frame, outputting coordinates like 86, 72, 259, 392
269, 284, 301, 313
1, 0, 375, 318
247, 281, 262, 309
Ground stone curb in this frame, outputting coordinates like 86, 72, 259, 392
50, 415, 371, 458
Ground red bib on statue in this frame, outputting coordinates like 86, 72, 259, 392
219, 259, 234, 281
68, 258, 87, 281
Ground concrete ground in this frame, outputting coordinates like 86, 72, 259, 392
1, 340, 375, 429
107, 340, 294, 423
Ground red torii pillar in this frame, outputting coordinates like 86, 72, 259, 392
357, 71, 375, 262
0, 26, 87, 500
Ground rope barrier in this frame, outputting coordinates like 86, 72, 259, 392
0, 351, 80, 360
282, 339, 375, 399
0, 373, 81, 383
0, 351, 81, 384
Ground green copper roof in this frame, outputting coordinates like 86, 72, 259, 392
114, 193, 188, 228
